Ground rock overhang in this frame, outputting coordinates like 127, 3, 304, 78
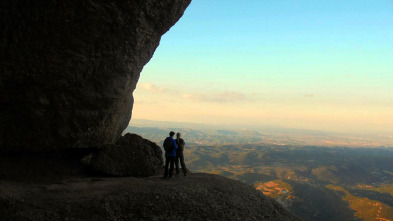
0, 0, 192, 151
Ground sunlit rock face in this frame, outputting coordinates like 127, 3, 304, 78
0, 0, 191, 151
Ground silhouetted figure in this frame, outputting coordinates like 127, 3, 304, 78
175, 132, 187, 176
163, 131, 177, 178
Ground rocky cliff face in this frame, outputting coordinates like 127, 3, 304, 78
0, 0, 191, 151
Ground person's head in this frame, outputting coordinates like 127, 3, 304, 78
169, 131, 175, 137
176, 132, 181, 139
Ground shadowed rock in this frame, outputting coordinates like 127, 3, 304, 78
83, 133, 163, 176
0, 173, 301, 221
0, 0, 191, 151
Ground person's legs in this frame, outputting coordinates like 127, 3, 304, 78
175, 154, 180, 174
164, 157, 170, 177
169, 156, 175, 177
179, 152, 187, 175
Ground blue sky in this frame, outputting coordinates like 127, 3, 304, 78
133, 0, 393, 134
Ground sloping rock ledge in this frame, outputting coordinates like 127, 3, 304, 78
0, 173, 300, 221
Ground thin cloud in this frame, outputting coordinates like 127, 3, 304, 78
182, 91, 251, 103
304, 94, 315, 98
139, 83, 166, 93
138, 83, 253, 103
138, 83, 181, 95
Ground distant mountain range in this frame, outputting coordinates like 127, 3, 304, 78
123, 126, 266, 146
127, 119, 393, 148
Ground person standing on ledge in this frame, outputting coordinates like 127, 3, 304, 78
163, 131, 177, 178
175, 132, 187, 176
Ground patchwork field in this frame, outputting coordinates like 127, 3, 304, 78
126, 125, 393, 220
183, 144, 393, 221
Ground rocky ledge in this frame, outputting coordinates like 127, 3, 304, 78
0, 173, 300, 221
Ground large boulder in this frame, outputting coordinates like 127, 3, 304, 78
83, 133, 163, 176
0, 0, 191, 151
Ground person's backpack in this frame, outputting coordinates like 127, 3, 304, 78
163, 137, 174, 152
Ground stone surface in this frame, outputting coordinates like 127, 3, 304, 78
0, 0, 191, 151
83, 133, 163, 176
0, 173, 301, 221
0, 148, 98, 182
